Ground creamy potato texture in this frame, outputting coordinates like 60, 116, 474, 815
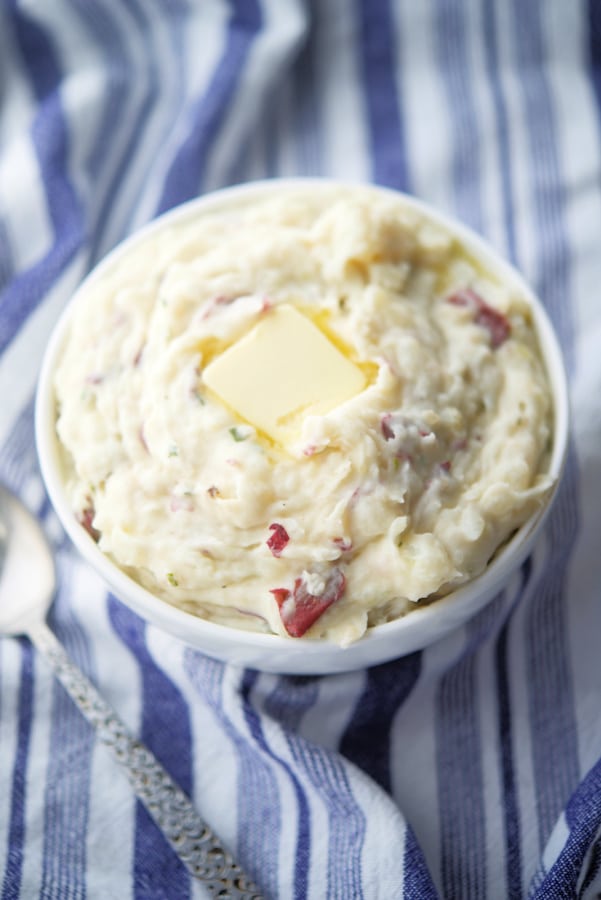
54, 186, 554, 645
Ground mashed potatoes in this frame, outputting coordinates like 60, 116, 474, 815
54, 185, 554, 645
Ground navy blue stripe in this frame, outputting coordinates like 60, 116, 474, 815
481, 1, 517, 263
434, 0, 484, 233
340, 653, 421, 793
158, 0, 262, 212
106, 0, 184, 242
0, 643, 34, 900
69, 2, 128, 187
403, 826, 439, 900
495, 559, 533, 900
262, 94, 280, 179
508, 0, 581, 853
40, 683, 93, 898
0, 398, 37, 489
525, 468, 580, 849
141, 0, 188, 200
317, 754, 366, 900
241, 671, 310, 900
0, 4, 83, 355
79, 2, 159, 265
40, 570, 96, 899
115, 0, 163, 239
183, 652, 278, 897
511, 0, 575, 368
356, 0, 409, 191
64, 0, 132, 253
0, 398, 69, 561
578, 839, 601, 899
265, 677, 366, 900
263, 675, 318, 731
292, 2, 323, 177
0, 219, 13, 294
589, 0, 601, 118
436, 605, 498, 900
108, 597, 191, 900
532, 757, 601, 898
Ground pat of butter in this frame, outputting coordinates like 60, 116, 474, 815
202, 304, 366, 446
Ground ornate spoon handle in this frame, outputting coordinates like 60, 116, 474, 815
29, 621, 263, 899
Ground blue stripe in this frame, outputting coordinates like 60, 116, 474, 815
531, 759, 601, 898
509, 0, 581, 852
578, 839, 601, 899
434, 0, 484, 233
107, 0, 185, 241
511, 1, 575, 367
0, 399, 69, 557
495, 560, 533, 900
481, 1, 517, 263
241, 671, 311, 900
40, 573, 95, 899
69, 2, 128, 187
40, 685, 93, 899
342, 655, 428, 900
589, 0, 601, 118
0, 643, 34, 900
403, 826, 439, 900
75, 2, 159, 265
264, 676, 366, 900
0, 3, 83, 355
108, 598, 192, 899
0, 219, 13, 294
357, 0, 408, 191
0, 398, 37, 489
262, 95, 280, 179
158, 0, 262, 212
64, 0, 131, 248
292, 2, 323, 177
340, 653, 421, 792
436, 605, 498, 900
525, 473, 580, 849
0, 400, 94, 900
183, 652, 278, 897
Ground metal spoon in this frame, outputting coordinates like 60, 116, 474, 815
0, 482, 262, 899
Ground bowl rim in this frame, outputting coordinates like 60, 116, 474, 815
34, 177, 570, 663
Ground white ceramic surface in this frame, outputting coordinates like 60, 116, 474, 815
35, 180, 569, 674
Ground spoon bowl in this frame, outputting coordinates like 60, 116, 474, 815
0, 484, 55, 635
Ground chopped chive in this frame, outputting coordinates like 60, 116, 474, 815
167, 572, 178, 587
229, 426, 247, 442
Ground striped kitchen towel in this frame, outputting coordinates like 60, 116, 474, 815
1, 1, 601, 897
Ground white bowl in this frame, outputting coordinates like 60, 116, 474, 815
35, 179, 569, 674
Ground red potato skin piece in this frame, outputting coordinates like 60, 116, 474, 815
267, 523, 289, 557
332, 536, 352, 552
79, 505, 100, 542
270, 568, 346, 638
381, 414, 395, 441
447, 288, 511, 348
